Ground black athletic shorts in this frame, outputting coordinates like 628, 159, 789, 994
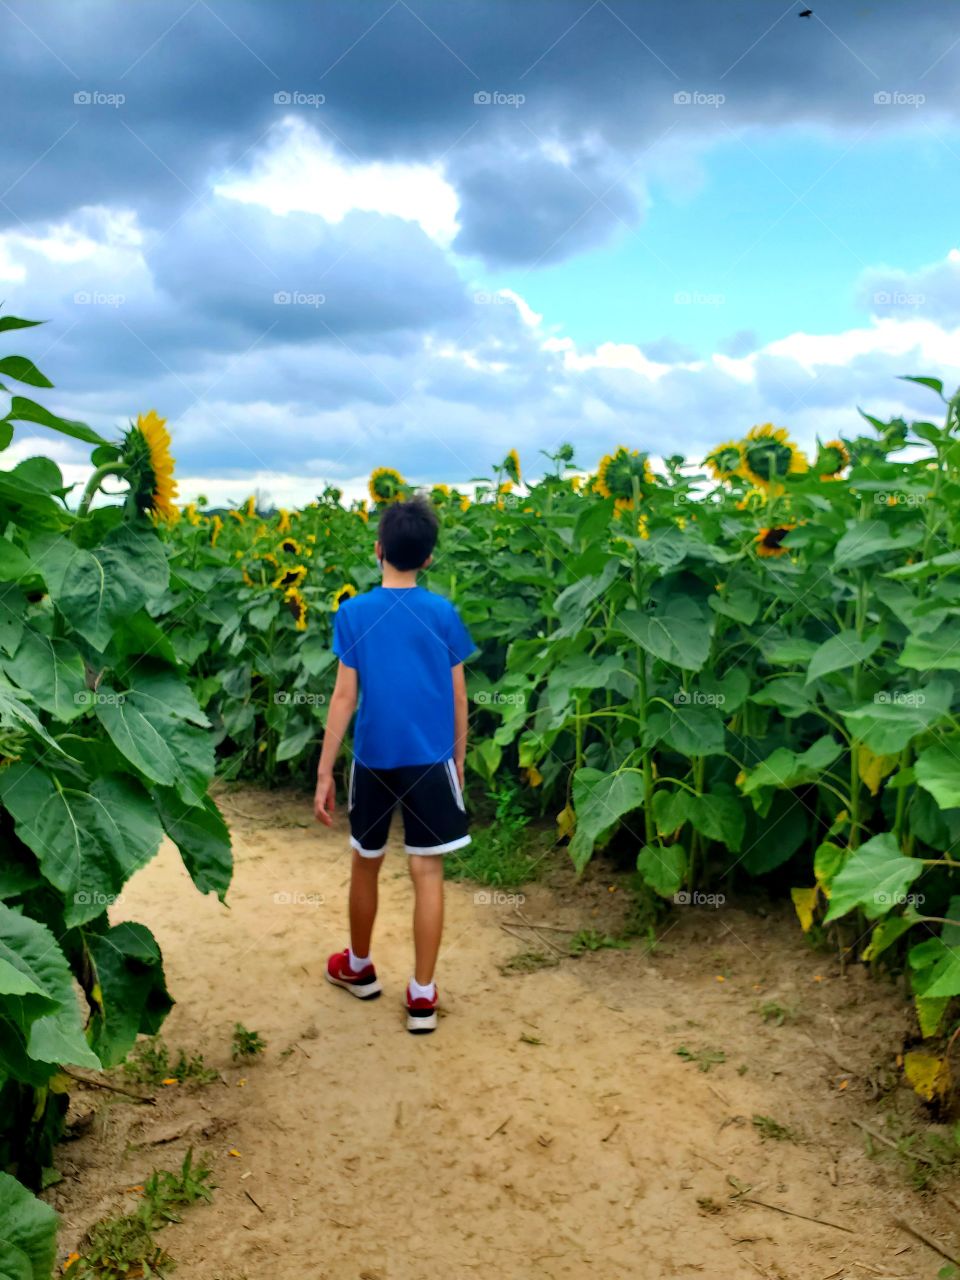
347, 759, 470, 856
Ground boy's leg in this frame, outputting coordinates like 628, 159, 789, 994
408, 854, 444, 985
349, 847, 384, 958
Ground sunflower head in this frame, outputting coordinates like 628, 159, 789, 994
209, 514, 223, 545
755, 524, 796, 557
816, 438, 850, 481
284, 585, 308, 631
741, 424, 807, 488
502, 448, 522, 485
228, 509, 244, 523
356, 499, 370, 523
459, 494, 470, 512
121, 410, 179, 522
273, 564, 307, 590
430, 483, 450, 505
596, 447, 654, 507
705, 441, 744, 484
369, 467, 406, 505
330, 582, 358, 612
277, 508, 291, 534
279, 537, 302, 556
244, 494, 257, 519
183, 502, 201, 526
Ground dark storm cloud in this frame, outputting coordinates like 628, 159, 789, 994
2, 0, 957, 264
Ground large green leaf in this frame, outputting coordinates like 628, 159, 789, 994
914, 741, 960, 809
2, 627, 87, 722
0, 538, 31, 582
0, 676, 71, 757
87, 923, 173, 1067
3, 395, 108, 446
0, 1171, 59, 1280
740, 736, 841, 796
824, 833, 924, 923
832, 520, 923, 569
805, 629, 881, 684
154, 790, 232, 900
31, 524, 169, 650
0, 902, 100, 1070
0, 357, 53, 389
0, 767, 164, 927
644, 702, 726, 757
911, 939, 960, 1000
899, 622, 960, 671
569, 768, 645, 872
617, 597, 712, 671
841, 679, 952, 753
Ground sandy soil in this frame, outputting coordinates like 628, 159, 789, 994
50, 787, 960, 1280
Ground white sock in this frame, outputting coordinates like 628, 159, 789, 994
409, 976, 436, 1001
348, 948, 370, 973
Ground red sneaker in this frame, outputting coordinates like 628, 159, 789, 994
405, 983, 439, 1034
325, 949, 382, 999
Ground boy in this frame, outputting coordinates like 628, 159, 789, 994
314, 494, 475, 1033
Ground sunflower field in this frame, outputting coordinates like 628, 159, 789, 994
0, 317, 231, 1271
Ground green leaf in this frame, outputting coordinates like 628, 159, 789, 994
32, 524, 169, 650
861, 913, 917, 962
824, 833, 924, 923
740, 736, 842, 796
569, 768, 646, 872
708, 587, 759, 625
915, 944, 960, 1000
2, 627, 87, 721
750, 676, 815, 716
899, 622, 960, 671
0, 357, 53, 389
154, 790, 232, 901
0, 1170, 59, 1280
0, 675, 72, 757
0, 316, 43, 334
276, 723, 316, 762
899, 375, 944, 396
3, 395, 108, 445
644, 703, 726, 757
637, 843, 686, 898
832, 520, 923, 569
841, 680, 952, 753
0, 539, 31, 582
0, 902, 100, 1070
87, 923, 173, 1067
652, 788, 690, 835
805, 629, 881, 684
689, 788, 745, 852
300, 634, 336, 678
617, 598, 712, 671
0, 767, 164, 927
914, 741, 960, 810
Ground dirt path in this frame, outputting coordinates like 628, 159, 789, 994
53, 789, 959, 1280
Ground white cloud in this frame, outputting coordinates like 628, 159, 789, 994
215, 118, 460, 245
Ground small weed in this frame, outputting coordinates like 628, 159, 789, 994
676, 1045, 726, 1073
500, 949, 558, 974
445, 783, 548, 888
752, 1114, 799, 1143
122, 1037, 219, 1087
231, 1024, 267, 1061
758, 1000, 797, 1026
863, 1118, 960, 1190
697, 1196, 722, 1215
65, 1149, 215, 1279
519, 1032, 542, 1045
569, 929, 631, 957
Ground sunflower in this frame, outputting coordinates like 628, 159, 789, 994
284, 585, 308, 631
740, 424, 807, 489
279, 536, 302, 556
122, 410, 179, 522
183, 502, 202, 526
705, 441, 744, 484
570, 475, 583, 492
755, 524, 796, 557
272, 564, 307, 590
369, 466, 406, 505
356, 500, 370, 523
242, 568, 254, 587
816, 438, 850, 481
596, 446, 654, 510
459, 494, 470, 512
228, 509, 245, 523
277, 509, 291, 534
209, 514, 223, 546
330, 582, 358, 611
503, 448, 521, 485
259, 552, 279, 574
244, 494, 257, 519
306, 533, 317, 544
430, 483, 450, 504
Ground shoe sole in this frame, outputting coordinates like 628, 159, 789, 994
325, 971, 382, 999
406, 1008, 438, 1034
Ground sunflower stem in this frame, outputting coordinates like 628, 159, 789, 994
77, 462, 128, 517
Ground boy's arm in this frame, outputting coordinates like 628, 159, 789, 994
452, 662, 468, 787
314, 661, 359, 824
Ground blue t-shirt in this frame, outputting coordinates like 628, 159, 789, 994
333, 585, 475, 769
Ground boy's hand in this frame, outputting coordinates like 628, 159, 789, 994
455, 757, 465, 788
314, 770, 336, 825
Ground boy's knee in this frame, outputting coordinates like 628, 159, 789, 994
408, 854, 444, 882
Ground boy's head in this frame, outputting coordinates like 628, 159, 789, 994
376, 494, 439, 572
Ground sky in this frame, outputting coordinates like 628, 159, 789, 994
1, 0, 958, 508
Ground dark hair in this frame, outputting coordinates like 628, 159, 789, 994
377, 495, 439, 571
